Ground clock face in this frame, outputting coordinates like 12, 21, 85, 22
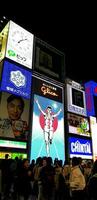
11, 30, 31, 53
6, 21, 34, 69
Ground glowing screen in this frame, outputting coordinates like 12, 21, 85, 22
30, 77, 65, 162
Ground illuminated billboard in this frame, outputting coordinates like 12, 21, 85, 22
0, 92, 30, 140
90, 116, 97, 161
0, 139, 27, 149
0, 22, 9, 62
30, 76, 65, 162
0, 152, 27, 159
66, 80, 87, 116
69, 136, 93, 159
6, 20, 34, 69
67, 113, 91, 137
33, 37, 65, 82
1, 60, 32, 99
85, 81, 97, 116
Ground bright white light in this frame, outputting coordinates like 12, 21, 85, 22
53, 103, 58, 109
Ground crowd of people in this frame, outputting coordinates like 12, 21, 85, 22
0, 154, 97, 200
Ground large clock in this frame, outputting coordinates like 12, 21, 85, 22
6, 20, 34, 69
10, 29, 32, 54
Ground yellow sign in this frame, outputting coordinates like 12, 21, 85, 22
0, 22, 9, 62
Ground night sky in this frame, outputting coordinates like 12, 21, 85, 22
0, 9, 96, 84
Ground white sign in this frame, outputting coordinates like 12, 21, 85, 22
90, 116, 97, 161
6, 21, 34, 69
67, 83, 87, 116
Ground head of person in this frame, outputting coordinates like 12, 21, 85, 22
72, 157, 79, 167
7, 94, 24, 120
5, 153, 9, 159
46, 106, 52, 114
91, 159, 97, 175
47, 156, 53, 166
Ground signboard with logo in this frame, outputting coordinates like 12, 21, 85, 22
69, 136, 93, 159
66, 79, 87, 116
0, 60, 32, 99
30, 76, 65, 162
67, 113, 91, 137
6, 20, 34, 69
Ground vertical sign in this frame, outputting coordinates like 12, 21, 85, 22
30, 76, 65, 162
6, 20, 34, 69
67, 80, 87, 116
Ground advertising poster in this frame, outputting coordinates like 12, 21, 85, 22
0, 152, 27, 159
30, 77, 65, 162
0, 60, 32, 99
69, 136, 93, 159
85, 81, 97, 116
0, 92, 30, 141
67, 113, 91, 137
67, 81, 87, 116
90, 116, 97, 161
6, 20, 34, 69
0, 22, 9, 62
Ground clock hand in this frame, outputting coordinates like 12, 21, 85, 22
18, 38, 27, 43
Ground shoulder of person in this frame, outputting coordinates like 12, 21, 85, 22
0, 118, 11, 126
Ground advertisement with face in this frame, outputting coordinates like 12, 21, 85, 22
67, 113, 91, 137
0, 92, 30, 140
30, 77, 65, 162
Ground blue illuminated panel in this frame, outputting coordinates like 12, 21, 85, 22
85, 81, 97, 116
1, 60, 32, 99
69, 136, 93, 159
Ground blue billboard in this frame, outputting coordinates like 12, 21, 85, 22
69, 136, 93, 159
85, 81, 97, 116
1, 60, 32, 99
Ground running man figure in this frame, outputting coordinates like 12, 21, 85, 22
35, 98, 62, 157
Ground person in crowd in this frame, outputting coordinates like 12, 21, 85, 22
86, 159, 97, 200
33, 157, 43, 198
78, 157, 84, 174
84, 160, 92, 184
69, 157, 86, 200
1, 154, 11, 199
54, 159, 68, 200
38, 156, 55, 200
63, 160, 71, 186
18, 159, 33, 200
0, 94, 28, 140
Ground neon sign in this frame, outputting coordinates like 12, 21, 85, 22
85, 81, 97, 116
69, 137, 93, 159
1, 60, 32, 99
